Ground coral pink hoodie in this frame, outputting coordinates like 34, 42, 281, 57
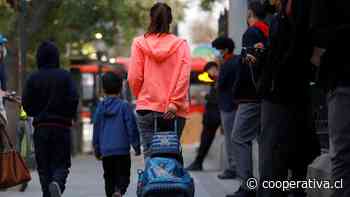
128, 34, 191, 118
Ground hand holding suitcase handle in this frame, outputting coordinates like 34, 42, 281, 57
163, 104, 177, 120
153, 113, 178, 133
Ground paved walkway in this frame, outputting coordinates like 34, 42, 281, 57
2, 148, 240, 197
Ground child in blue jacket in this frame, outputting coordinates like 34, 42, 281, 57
93, 72, 141, 197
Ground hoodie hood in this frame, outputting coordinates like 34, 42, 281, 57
100, 97, 123, 116
135, 34, 185, 63
36, 41, 60, 69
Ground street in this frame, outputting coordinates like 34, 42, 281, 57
2, 147, 240, 197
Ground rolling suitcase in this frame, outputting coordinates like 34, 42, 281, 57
137, 116, 195, 197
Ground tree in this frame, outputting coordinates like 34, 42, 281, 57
0, 0, 186, 97
1, 0, 186, 69
0, 0, 64, 141
0, 0, 186, 140
200, 0, 217, 11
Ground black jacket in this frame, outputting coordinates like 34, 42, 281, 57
203, 84, 221, 128
320, 26, 350, 91
310, 0, 350, 91
261, 0, 314, 103
22, 41, 79, 127
234, 24, 268, 103
205, 84, 219, 109
217, 55, 240, 112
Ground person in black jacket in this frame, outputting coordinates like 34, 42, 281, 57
226, 2, 268, 197
212, 37, 239, 180
186, 62, 222, 171
258, 1, 320, 197
310, 1, 350, 197
22, 41, 79, 197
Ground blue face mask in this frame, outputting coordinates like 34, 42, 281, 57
215, 51, 225, 62
220, 51, 226, 60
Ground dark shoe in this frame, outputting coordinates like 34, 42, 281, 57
226, 187, 256, 197
49, 182, 62, 197
186, 161, 203, 171
218, 170, 236, 179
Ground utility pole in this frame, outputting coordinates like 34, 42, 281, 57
228, 0, 247, 53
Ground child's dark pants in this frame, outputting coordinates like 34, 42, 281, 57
102, 155, 131, 196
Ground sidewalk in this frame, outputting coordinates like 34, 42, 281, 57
2, 148, 240, 197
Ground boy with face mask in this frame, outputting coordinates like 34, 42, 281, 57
212, 37, 240, 180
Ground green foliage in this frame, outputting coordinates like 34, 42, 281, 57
0, 0, 185, 69
200, 0, 217, 11
0, 4, 16, 35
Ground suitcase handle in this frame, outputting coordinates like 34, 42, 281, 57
153, 113, 178, 133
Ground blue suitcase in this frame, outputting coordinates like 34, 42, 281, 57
137, 157, 195, 197
137, 116, 195, 197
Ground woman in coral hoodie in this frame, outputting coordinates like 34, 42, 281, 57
128, 2, 191, 158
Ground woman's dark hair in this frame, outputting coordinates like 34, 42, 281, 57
102, 72, 123, 95
249, 1, 266, 20
204, 61, 218, 72
146, 3, 173, 36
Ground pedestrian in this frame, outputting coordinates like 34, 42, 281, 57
227, 2, 269, 197
22, 41, 79, 197
0, 34, 7, 153
128, 2, 191, 159
212, 37, 240, 180
0, 34, 7, 151
93, 72, 141, 197
186, 62, 221, 171
258, 0, 320, 197
16, 107, 34, 192
310, 1, 350, 197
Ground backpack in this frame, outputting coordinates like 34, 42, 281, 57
137, 157, 195, 197
137, 117, 195, 197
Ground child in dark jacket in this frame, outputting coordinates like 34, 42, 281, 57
93, 72, 141, 197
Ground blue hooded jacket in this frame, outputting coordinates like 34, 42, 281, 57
93, 97, 141, 157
